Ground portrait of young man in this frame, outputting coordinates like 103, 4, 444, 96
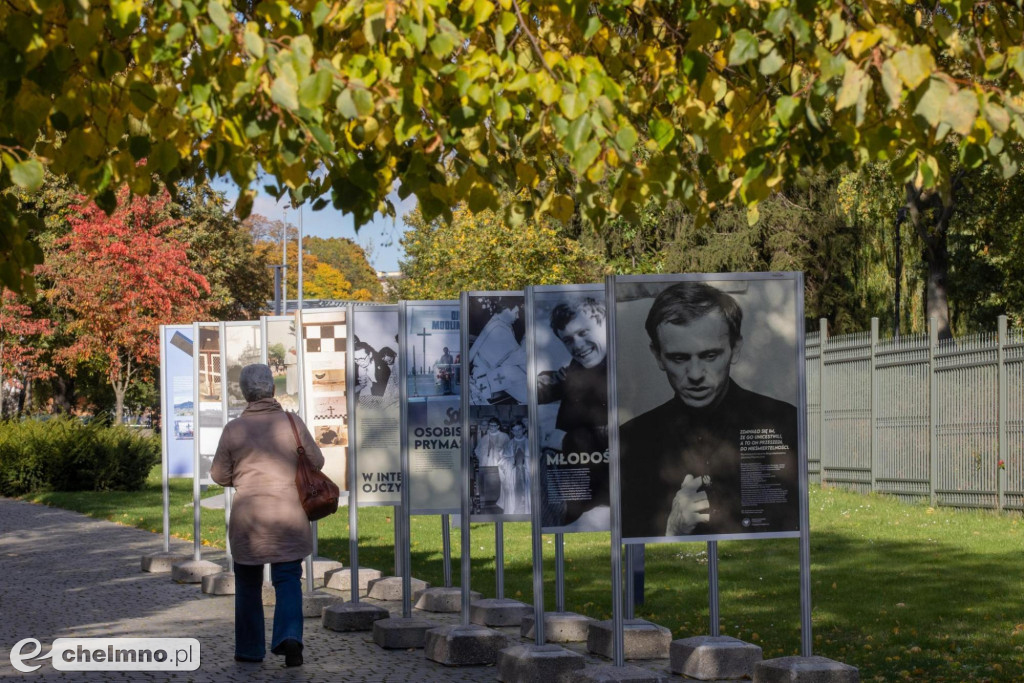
616, 277, 802, 541
535, 293, 610, 532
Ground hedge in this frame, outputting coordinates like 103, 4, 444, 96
0, 417, 159, 495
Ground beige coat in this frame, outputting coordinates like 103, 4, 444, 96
211, 398, 326, 565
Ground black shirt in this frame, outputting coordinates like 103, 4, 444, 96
619, 379, 799, 539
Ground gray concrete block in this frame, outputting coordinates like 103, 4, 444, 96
414, 586, 482, 612
670, 635, 762, 679
568, 664, 669, 682
587, 619, 671, 660
366, 575, 429, 601
301, 590, 344, 617
302, 556, 344, 583
469, 597, 533, 627
321, 601, 390, 631
372, 616, 440, 649
496, 643, 586, 682
201, 571, 235, 595
754, 656, 859, 683
141, 551, 191, 573
521, 612, 596, 643
423, 623, 510, 666
324, 567, 382, 594
170, 559, 222, 583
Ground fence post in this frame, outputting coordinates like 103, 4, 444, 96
870, 318, 879, 493
928, 316, 938, 507
819, 318, 828, 485
997, 315, 1007, 512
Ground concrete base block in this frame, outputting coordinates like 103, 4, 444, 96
302, 556, 344, 583
321, 601, 390, 631
372, 616, 441, 649
568, 664, 669, 682
496, 643, 586, 682
423, 623, 511, 666
754, 656, 859, 683
521, 612, 596, 643
587, 619, 671, 660
170, 559, 222, 583
324, 567, 382, 594
469, 597, 534, 627
301, 590, 344, 617
670, 635, 762, 680
366, 576, 429, 601
414, 587, 482, 612
141, 551, 191, 573
201, 571, 235, 595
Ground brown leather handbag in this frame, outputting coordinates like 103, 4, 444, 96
286, 413, 340, 521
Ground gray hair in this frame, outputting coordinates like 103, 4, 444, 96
239, 364, 275, 402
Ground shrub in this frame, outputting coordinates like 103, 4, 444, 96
0, 416, 159, 495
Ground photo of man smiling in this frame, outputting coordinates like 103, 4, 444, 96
615, 276, 802, 542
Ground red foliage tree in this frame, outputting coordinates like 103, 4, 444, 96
0, 290, 55, 417
44, 187, 211, 423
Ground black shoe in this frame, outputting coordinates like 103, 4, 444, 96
234, 654, 263, 663
273, 639, 303, 667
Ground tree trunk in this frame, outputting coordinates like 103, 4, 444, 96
113, 384, 126, 425
904, 181, 959, 341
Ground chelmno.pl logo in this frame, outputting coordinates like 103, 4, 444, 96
10, 638, 200, 672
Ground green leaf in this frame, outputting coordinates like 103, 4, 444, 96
728, 29, 758, 66
941, 89, 978, 136
312, 1, 331, 29
776, 96, 800, 127
129, 81, 158, 112
650, 118, 675, 149
336, 89, 358, 119
101, 48, 127, 78
558, 91, 589, 120
914, 77, 951, 127
891, 45, 935, 90
836, 63, 866, 112
353, 88, 374, 117
881, 60, 901, 109
615, 124, 638, 152
759, 49, 784, 76
244, 25, 264, 58
10, 159, 44, 191
208, 0, 230, 33
429, 32, 455, 58
271, 65, 300, 111
299, 70, 333, 109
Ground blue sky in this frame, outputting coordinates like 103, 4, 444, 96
215, 180, 415, 273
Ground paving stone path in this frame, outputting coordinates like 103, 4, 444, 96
0, 498, 668, 681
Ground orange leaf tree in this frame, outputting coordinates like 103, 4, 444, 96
43, 187, 211, 422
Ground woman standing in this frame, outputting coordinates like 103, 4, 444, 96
211, 364, 324, 666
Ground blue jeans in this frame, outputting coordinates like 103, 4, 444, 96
234, 560, 303, 660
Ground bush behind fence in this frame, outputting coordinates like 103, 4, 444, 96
0, 417, 159, 496
807, 316, 1023, 510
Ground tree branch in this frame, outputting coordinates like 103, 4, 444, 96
511, 0, 557, 80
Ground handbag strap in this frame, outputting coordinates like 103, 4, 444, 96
284, 412, 306, 458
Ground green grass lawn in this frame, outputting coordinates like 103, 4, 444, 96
20, 467, 1024, 681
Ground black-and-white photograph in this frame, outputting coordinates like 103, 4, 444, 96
405, 301, 462, 515
467, 294, 527, 406
469, 408, 531, 520
531, 286, 610, 533
614, 274, 803, 542
352, 306, 401, 506
300, 309, 349, 492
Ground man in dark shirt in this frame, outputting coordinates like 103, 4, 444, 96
538, 296, 609, 528
619, 282, 799, 539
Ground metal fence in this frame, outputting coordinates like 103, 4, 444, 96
806, 316, 1024, 511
